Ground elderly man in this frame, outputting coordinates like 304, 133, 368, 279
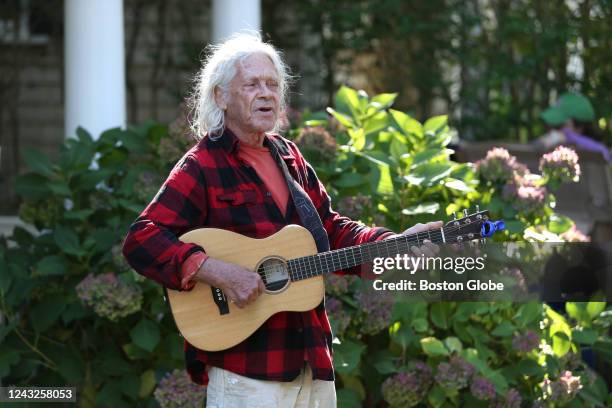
123, 33, 440, 407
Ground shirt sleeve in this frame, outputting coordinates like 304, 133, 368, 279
286, 141, 394, 274
122, 153, 208, 290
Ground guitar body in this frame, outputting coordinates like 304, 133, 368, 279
167, 225, 323, 351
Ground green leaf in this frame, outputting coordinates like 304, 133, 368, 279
410, 148, 449, 168
326, 108, 354, 128
593, 340, 612, 363
412, 318, 429, 332
122, 343, 150, 360
22, 148, 55, 176
402, 202, 440, 216
427, 385, 446, 408
118, 129, 150, 153
371, 92, 397, 109
139, 369, 157, 398
54, 226, 84, 257
336, 388, 362, 408
566, 302, 589, 323
572, 328, 598, 345
410, 163, 453, 187
390, 321, 416, 350
389, 109, 423, 138
516, 359, 544, 376
120, 375, 140, 400
362, 111, 389, 135
443, 178, 475, 193
48, 180, 72, 196
586, 302, 606, 319
30, 295, 66, 332
0, 347, 20, 378
56, 350, 83, 383
514, 302, 543, 327
334, 339, 366, 374
430, 303, 450, 329
421, 337, 449, 357
348, 128, 365, 151
390, 133, 409, 160
552, 332, 571, 357
444, 337, 463, 354
335, 85, 361, 117
424, 115, 448, 135
14, 173, 52, 199
491, 322, 516, 337
64, 209, 95, 221
372, 351, 397, 374
130, 318, 160, 352
335, 173, 365, 188
35, 255, 68, 276
548, 213, 574, 234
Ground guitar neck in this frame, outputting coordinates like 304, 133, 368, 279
288, 228, 445, 281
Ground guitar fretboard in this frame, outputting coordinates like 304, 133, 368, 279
287, 229, 445, 281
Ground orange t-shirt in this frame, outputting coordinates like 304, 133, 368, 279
180, 142, 290, 289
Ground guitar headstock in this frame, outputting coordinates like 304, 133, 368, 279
443, 207, 505, 243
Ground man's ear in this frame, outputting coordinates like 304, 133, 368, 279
214, 86, 227, 111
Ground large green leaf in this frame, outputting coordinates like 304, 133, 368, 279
410, 163, 454, 187
420, 337, 449, 357
552, 332, 571, 357
326, 108, 355, 129
371, 92, 397, 109
35, 255, 68, 276
333, 339, 366, 374
54, 226, 84, 257
129, 318, 160, 352
14, 173, 52, 199
22, 148, 55, 176
424, 115, 448, 135
335, 85, 361, 117
362, 111, 389, 135
430, 303, 450, 329
491, 321, 516, 337
389, 109, 423, 138
335, 173, 365, 188
30, 295, 66, 332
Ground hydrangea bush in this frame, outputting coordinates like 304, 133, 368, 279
1, 87, 610, 407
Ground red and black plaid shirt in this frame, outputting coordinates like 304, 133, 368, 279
122, 129, 391, 385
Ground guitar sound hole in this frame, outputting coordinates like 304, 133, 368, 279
257, 257, 290, 293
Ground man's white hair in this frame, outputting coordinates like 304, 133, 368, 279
190, 32, 290, 139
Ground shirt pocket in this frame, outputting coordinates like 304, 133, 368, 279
215, 189, 261, 206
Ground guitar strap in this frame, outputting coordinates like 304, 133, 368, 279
267, 137, 330, 253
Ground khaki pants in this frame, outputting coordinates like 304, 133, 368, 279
206, 364, 336, 408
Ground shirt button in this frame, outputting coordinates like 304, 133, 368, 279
266, 192, 272, 197
297, 328, 303, 333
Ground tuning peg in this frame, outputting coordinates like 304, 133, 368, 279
463, 209, 469, 217
452, 213, 457, 220
476, 205, 480, 212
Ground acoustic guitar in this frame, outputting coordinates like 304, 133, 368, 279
167, 209, 504, 351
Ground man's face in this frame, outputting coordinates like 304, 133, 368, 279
222, 53, 280, 136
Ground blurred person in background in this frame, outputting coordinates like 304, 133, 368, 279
534, 92, 611, 162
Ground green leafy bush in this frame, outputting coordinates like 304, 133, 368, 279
1, 86, 610, 407
0, 120, 204, 407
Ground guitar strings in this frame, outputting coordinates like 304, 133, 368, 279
257, 224, 480, 282
258, 224, 482, 282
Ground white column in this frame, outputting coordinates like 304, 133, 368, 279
64, 0, 126, 140
212, 0, 261, 42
